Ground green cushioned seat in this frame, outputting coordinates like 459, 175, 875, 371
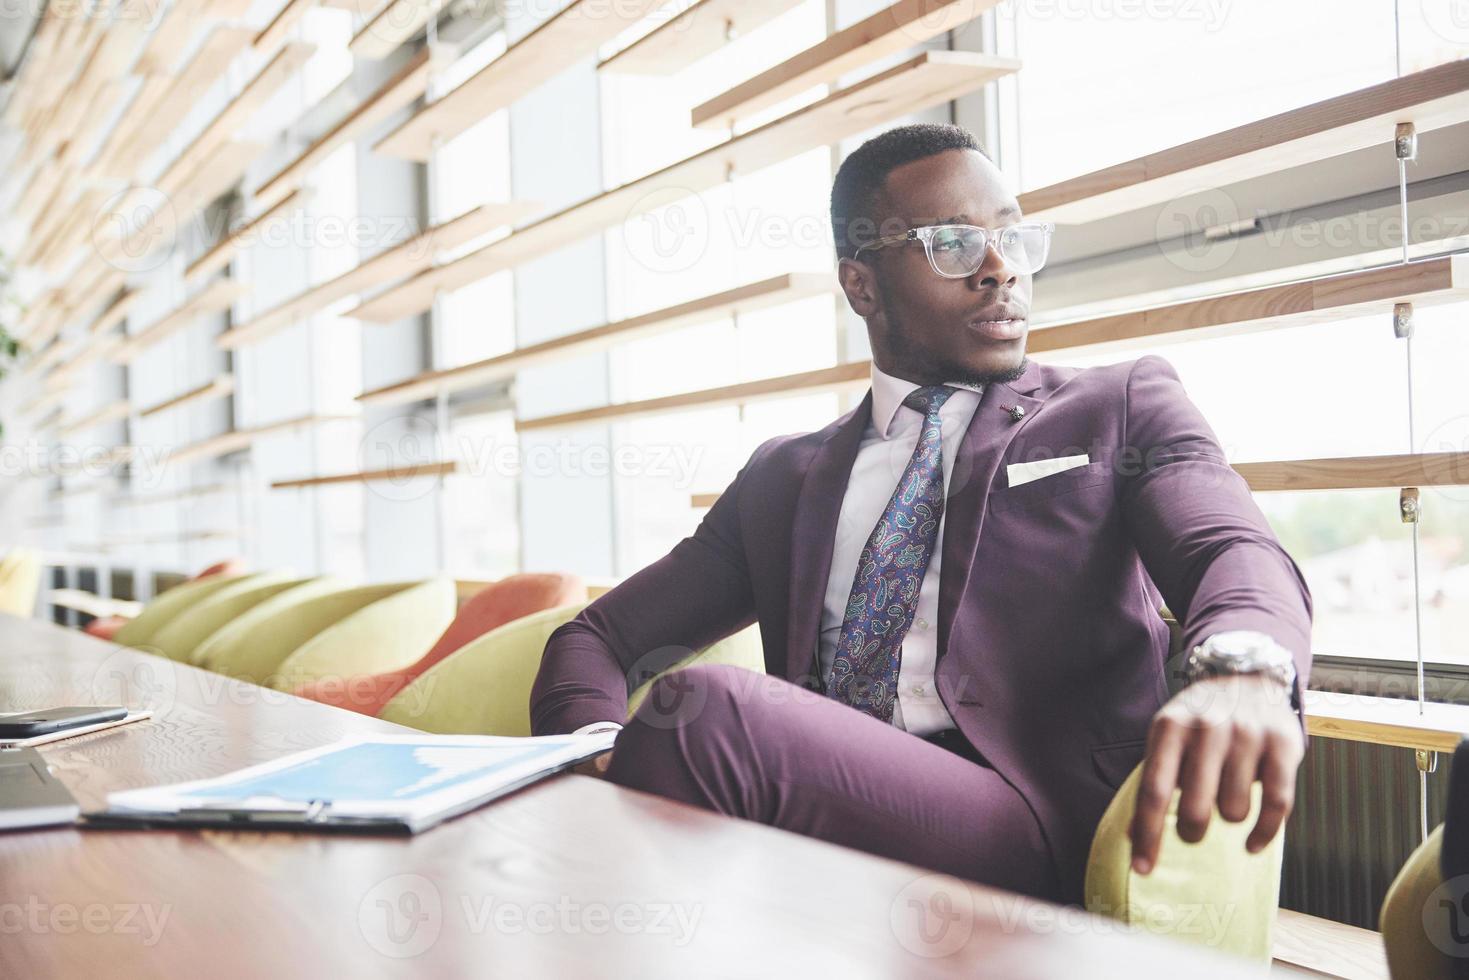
1084, 760, 1283, 962
145, 572, 314, 663
270, 578, 458, 693
112, 574, 258, 649
379, 601, 764, 735
1381, 824, 1450, 980
0, 548, 41, 617
194, 578, 455, 688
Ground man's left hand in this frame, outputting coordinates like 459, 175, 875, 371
1128, 672, 1303, 875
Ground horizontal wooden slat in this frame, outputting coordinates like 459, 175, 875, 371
600, 0, 802, 77
168, 414, 354, 466
374, 0, 666, 160
1019, 60, 1469, 224
520, 256, 1466, 430
349, 0, 451, 60
58, 400, 131, 436
691, 0, 1004, 128
111, 280, 248, 364
114, 483, 232, 508
350, 50, 1019, 321
1236, 452, 1469, 492
219, 200, 537, 349
270, 460, 459, 489
516, 362, 869, 432
1028, 254, 1469, 357
185, 190, 305, 285
357, 272, 835, 406
138, 376, 236, 419
253, 46, 436, 210
1303, 690, 1469, 755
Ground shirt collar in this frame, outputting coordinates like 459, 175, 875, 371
869, 362, 984, 439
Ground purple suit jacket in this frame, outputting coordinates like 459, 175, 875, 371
530, 354, 1313, 903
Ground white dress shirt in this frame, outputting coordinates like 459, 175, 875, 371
573, 363, 981, 739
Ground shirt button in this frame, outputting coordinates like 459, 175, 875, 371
915, 617, 930, 631
911, 683, 926, 696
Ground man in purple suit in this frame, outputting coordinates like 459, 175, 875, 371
530, 123, 1312, 906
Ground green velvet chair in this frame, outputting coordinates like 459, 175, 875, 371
1084, 760, 1284, 962
112, 573, 258, 649
0, 548, 41, 617
193, 578, 457, 690
144, 573, 315, 663
378, 601, 764, 735
1379, 736, 1467, 980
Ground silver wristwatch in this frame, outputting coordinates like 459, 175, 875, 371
1184, 630, 1297, 691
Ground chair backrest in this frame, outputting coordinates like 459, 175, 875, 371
1381, 738, 1469, 980
190, 577, 355, 680
145, 573, 310, 663
420, 573, 587, 677
270, 578, 457, 692
111, 574, 258, 649
1084, 760, 1285, 962
0, 548, 41, 617
625, 624, 764, 715
378, 602, 591, 735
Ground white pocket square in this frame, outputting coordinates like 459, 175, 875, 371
1007, 453, 1090, 488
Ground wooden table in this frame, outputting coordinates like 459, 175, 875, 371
0, 613, 1264, 978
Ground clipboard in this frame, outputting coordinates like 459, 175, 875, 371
81, 732, 615, 835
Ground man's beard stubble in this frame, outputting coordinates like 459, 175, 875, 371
876, 273, 1029, 388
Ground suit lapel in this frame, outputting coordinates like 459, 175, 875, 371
936, 360, 1050, 661
783, 390, 872, 686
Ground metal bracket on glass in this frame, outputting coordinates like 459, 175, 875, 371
1400, 487, 1421, 524
1417, 748, 1438, 774
1395, 122, 1418, 162
1393, 302, 1414, 339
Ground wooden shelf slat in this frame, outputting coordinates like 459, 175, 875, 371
218, 200, 537, 350
154, 41, 317, 202
270, 460, 459, 489
349, 0, 451, 60
168, 413, 355, 466
138, 376, 236, 419
58, 400, 131, 436
111, 279, 248, 364
373, 0, 667, 161
1027, 254, 1469, 356
358, 272, 835, 406
1303, 690, 1469, 755
516, 362, 869, 432
516, 256, 1466, 431
690, 0, 1006, 129
185, 190, 306, 285
1235, 452, 1469, 492
252, 46, 437, 210
1019, 60, 1469, 225
599, 0, 802, 77
351, 50, 1019, 322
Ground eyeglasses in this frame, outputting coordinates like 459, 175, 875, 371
851, 221, 1054, 278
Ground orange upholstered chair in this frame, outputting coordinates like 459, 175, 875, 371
84, 559, 247, 641
292, 572, 586, 717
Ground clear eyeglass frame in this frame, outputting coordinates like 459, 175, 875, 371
851, 221, 1055, 279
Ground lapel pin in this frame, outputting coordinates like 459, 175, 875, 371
1002, 404, 1025, 423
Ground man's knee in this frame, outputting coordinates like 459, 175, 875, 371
628, 662, 763, 734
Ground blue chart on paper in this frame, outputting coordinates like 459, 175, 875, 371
209, 743, 552, 803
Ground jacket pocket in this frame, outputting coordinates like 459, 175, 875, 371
990, 461, 1111, 513
1090, 736, 1148, 791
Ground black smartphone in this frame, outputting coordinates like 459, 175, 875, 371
0, 706, 129, 739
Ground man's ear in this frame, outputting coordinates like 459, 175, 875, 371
837, 257, 882, 319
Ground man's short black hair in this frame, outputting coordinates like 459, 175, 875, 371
829, 123, 989, 262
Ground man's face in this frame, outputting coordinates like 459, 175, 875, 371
837, 148, 1034, 386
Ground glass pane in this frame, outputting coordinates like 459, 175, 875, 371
1010, 0, 1398, 191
